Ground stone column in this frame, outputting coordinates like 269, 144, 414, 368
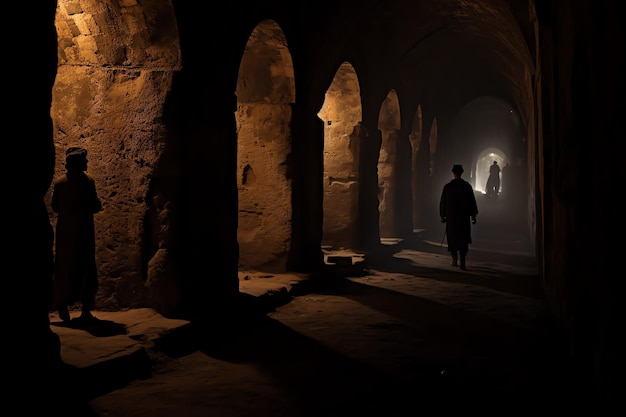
357, 122, 382, 250
287, 103, 325, 272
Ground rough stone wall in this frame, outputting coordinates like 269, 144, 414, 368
236, 103, 293, 272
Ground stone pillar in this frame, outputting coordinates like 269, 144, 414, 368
393, 129, 414, 237
416, 110, 435, 227
357, 122, 382, 250
287, 103, 325, 272
9, 0, 62, 399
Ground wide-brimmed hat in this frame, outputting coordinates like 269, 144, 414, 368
452, 164, 464, 175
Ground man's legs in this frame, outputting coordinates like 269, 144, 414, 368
450, 250, 458, 266
80, 303, 94, 320
58, 304, 70, 322
460, 249, 468, 270
80, 276, 98, 320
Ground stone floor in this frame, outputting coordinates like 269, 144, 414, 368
37, 223, 596, 415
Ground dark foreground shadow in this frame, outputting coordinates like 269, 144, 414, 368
184, 277, 585, 415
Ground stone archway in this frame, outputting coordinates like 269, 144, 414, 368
235, 20, 295, 273
474, 148, 509, 194
377, 90, 402, 238
318, 62, 362, 250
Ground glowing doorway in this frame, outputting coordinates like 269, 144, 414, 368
474, 149, 508, 194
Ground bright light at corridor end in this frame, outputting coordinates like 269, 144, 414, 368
475, 152, 505, 194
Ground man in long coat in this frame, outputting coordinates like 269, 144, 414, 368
485, 160, 501, 197
439, 164, 478, 270
51, 147, 102, 321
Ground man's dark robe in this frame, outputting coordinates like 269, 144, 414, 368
51, 169, 102, 310
439, 177, 478, 253
486, 162, 501, 196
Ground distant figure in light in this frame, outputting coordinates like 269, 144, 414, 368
485, 160, 500, 197
51, 147, 102, 322
439, 164, 478, 270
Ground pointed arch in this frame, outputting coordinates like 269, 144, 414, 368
377, 89, 402, 238
235, 20, 295, 272
318, 61, 362, 250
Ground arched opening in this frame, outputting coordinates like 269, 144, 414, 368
317, 62, 362, 251
409, 104, 423, 230
474, 148, 509, 194
235, 20, 295, 273
377, 89, 402, 239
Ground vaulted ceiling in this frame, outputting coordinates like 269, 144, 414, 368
303, 0, 536, 124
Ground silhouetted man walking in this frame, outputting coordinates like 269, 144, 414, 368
439, 164, 478, 270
